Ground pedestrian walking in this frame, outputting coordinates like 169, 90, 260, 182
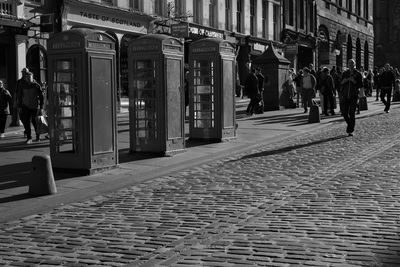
255, 67, 265, 113
280, 70, 297, 109
0, 80, 12, 138
245, 68, 260, 116
16, 71, 44, 144
339, 59, 363, 136
379, 63, 396, 113
375, 67, 383, 101
301, 67, 316, 113
293, 69, 303, 108
319, 67, 336, 116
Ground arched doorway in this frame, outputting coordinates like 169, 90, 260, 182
334, 31, 343, 71
26, 45, 47, 85
318, 25, 330, 67
364, 41, 369, 70
346, 35, 353, 63
356, 38, 361, 70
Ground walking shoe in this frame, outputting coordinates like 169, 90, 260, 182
348, 133, 353, 137
26, 138, 33, 144
0, 133, 5, 138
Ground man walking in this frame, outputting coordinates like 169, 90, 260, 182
245, 68, 259, 116
339, 59, 363, 136
16, 72, 44, 144
379, 63, 396, 113
301, 67, 316, 113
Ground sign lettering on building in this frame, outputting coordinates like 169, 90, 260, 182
66, 4, 148, 34
52, 41, 82, 49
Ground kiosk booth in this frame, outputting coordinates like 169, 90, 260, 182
188, 38, 236, 141
47, 28, 118, 174
128, 34, 185, 155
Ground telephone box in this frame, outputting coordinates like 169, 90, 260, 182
48, 28, 117, 174
188, 38, 236, 141
128, 34, 185, 155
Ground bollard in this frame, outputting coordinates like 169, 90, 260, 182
29, 155, 57, 196
308, 103, 320, 123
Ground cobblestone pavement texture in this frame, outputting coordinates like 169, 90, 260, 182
1, 108, 400, 266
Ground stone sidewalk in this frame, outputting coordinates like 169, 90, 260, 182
0, 96, 390, 223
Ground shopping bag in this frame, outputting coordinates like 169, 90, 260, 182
35, 115, 49, 135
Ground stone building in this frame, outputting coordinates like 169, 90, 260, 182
316, 0, 374, 72
374, 0, 400, 68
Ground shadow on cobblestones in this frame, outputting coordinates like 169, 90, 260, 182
231, 134, 347, 161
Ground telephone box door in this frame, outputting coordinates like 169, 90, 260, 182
49, 56, 82, 164
190, 57, 217, 137
130, 57, 161, 151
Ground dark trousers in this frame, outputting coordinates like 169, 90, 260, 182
0, 114, 7, 133
21, 105, 39, 139
380, 87, 392, 111
246, 95, 259, 114
301, 88, 314, 110
323, 92, 335, 114
340, 97, 358, 134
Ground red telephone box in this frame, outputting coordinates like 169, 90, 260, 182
48, 28, 117, 174
128, 34, 185, 155
188, 38, 236, 141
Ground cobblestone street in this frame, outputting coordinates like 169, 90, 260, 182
2, 107, 400, 266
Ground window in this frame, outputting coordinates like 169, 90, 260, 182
236, 0, 243, 33
286, 0, 295, 27
155, 0, 167, 17
308, 0, 315, 33
225, 0, 232, 31
174, 0, 186, 17
336, 0, 342, 14
194, 0, 203, 24
101, 0, 113, 5
325, 0, 330, 9
355, 0, 361, 16
250, 0, 256, 35
299, 0, 305, 30
363, 0, 368, 19
272, 3, 280, 41
209, 0, 218, 27
262, 0, 268, 38
130, 0, 141, 11
25, 0, 42, 5
347, 0, 352, 12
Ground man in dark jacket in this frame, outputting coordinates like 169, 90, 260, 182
0, 80, 12, 138
320, 67, 336, 116
379, 63, 396, 113
339, 59, 363, 136
245, 68, 260, 116
17, 72, 44, 144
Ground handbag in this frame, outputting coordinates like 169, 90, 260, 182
35, 115, 49, 135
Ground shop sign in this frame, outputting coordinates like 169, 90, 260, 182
253, 42, 268, 52
189, 26, 224, 39
66, 4, 148, 34
171, 23, 189, 38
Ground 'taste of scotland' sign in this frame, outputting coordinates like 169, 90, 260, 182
66, 4, 148, 34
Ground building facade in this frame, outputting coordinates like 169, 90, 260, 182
316, 0, 374, 72
281, 0, 317, 71
374, 0, 400, 68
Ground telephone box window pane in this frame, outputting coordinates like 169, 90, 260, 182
53, 58, 78, 153
133, 59, 157, 142
193, 59, 215, 129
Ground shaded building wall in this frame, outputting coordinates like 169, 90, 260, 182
374, 0, 400, 67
